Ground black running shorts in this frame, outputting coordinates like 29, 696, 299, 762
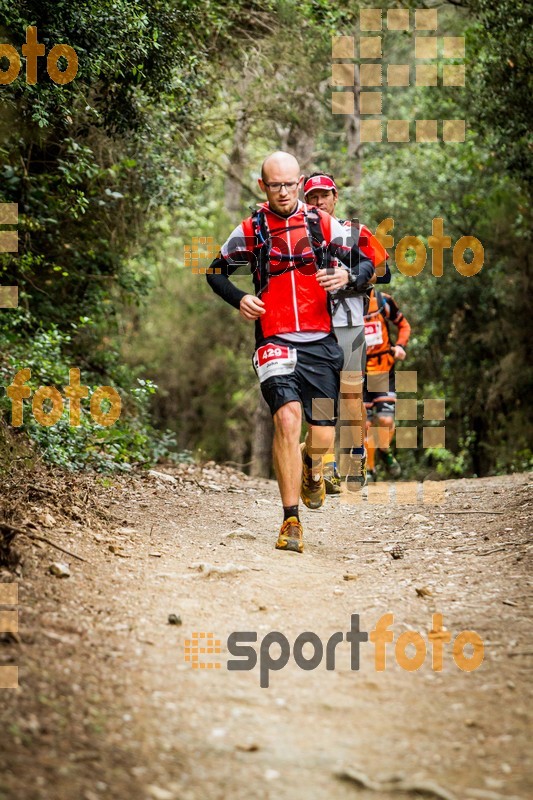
253, 334, 344, 426
363, 369, 396, 416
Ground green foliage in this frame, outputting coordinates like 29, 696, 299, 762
0, 0, 277, 469
113, 1, 532, 478
0, 325, 177, 470
357, 134, 532, 476
0, 0, 529, 477
422, 445, 473, 480
119, 199, 258, 464
466, 0, 533, 186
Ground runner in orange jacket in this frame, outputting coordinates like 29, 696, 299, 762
363, 288, 411, 481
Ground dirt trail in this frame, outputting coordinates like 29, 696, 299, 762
0, 468, 531, 800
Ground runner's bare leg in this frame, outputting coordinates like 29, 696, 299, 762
307, 424, 335, 474
272, 402, 303, 506
273, 403, 335, 505
340, 373, 366, 473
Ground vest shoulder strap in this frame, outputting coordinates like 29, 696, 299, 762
305, 207, 331, 270
375, 290, 385, 312
241, 211, 270, 293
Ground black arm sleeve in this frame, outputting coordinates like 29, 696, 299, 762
334, 246, 376, 293
205, 255, 250, 310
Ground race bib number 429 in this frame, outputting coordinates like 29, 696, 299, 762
253, 344, 297, 382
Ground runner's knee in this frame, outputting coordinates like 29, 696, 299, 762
273, 402, 301, 438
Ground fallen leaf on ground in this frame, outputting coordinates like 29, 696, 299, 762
49, 562, 70, 578
146, 786, 175, 800
337, 766, 457, 800
148, 470, 178, 485
188, 562, 250, 577
224, 530, 257, 540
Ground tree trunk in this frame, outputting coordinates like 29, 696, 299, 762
286, 125, 316, 174
345, 63, 362, 218
224, 106, 250, 216
250, 392, 273, 478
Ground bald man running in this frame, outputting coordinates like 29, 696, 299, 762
206, 152, 377, 553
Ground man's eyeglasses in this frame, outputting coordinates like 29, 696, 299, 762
263, 181, 299, 192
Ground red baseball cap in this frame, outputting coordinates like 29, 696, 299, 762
303, 175, 337, 196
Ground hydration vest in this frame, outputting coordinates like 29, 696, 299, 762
331, 221, 389, 325
241, 204, 334, 339
364, 290, 395, 372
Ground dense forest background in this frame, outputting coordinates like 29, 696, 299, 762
0, 0, 531, 479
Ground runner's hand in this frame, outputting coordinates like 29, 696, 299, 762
240, 294, 266, 320
393, 345, 406, 361
316, 268, 350, 292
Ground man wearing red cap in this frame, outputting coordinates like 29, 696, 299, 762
206, 152, 378, 554
304, 172, 391, 493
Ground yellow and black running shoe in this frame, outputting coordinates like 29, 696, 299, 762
344, 448, 368, 492
275, 517, 304, 553
323, 454, 342, 495
300, 442, 326, 509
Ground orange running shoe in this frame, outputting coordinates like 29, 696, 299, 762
275, 517, 304, 554
300, 442, 326, 509
323, 453, 342, 495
